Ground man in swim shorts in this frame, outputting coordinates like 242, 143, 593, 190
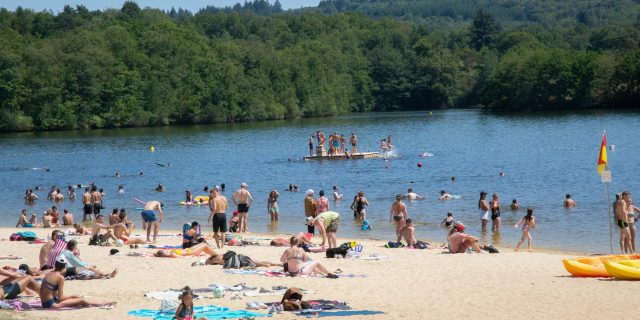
82, 188, 92, 221
232, 183, 252, 233
208, 187, 228, 248
350, 133, 357, 153
90, 187, 102, 216
615, 191, 633, 253
141, 201, 163, 243
306, 211, 340, 249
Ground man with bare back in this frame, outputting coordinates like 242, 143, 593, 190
141, 201, 163, 243
232, 183, 253, 233
208, 186, 228, 248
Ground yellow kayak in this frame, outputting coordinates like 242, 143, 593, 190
604, 260, 640, 280
562, 254, 640, 277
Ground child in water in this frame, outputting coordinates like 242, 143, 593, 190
440, 212, 455, 228
514, 208, 536, 252
175, 286, 206, 320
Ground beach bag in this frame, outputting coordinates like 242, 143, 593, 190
415, 241, 429, 250
9, 234, 22, 241
281, 287, 304, 310
385, 241, 405, 248
237, 254, 255, 268
223, 251, 240, 269
89, 234, 104, 246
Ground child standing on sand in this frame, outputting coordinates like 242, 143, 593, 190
514, 208, 536, 252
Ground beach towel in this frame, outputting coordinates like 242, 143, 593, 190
223, 269, 366, 278
306, 310, 385, 317
128, 305, 269, 319
144, 245, 181, 249
144, 291, 201, 301
45, 238, 67, 268
359, 254, 391, 260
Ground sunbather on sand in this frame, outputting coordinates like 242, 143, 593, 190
204, 252, 281, 268
0, 269, 40, 300
154, 243, 219, 258
39, 257, 116, 309
39, 230, 63, 268
56, 240, 118, 278
280, 237, 338, 278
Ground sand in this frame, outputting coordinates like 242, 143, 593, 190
0, 227, 638, 320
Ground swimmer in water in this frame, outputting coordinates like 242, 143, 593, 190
439, 190, 452, 200
118, 185, 124, 194
156, 183, 165, 192
499, 172, 505, 177
511, 199, 520, 210
451, 176, 456, 182
115, 171, 120, 177
564, 194, 576, 208
440, 212, 455, 228
406, 188, 423, 200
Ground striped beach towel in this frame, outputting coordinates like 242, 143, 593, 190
45, 238, 67, 268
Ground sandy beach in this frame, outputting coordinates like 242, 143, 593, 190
0, 227, 638, 320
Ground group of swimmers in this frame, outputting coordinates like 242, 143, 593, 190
309, 131, 359, 156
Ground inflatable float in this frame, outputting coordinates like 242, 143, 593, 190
604, 260, 640, 280
563, 254, 640, 277
179, 195, 209, 206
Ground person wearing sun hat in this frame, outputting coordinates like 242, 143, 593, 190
447, 222, 485, 253
304, 189, 316, 234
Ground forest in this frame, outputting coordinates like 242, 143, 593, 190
0, 0, 638, 131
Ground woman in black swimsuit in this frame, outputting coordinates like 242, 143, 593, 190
490, 193, 501, 233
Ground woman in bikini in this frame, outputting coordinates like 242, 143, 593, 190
268, 190, 279, 222
490, 193, 501, 233
389, 195, 408, 243
155, 243, 219, 258
514, 208, 537, 252
280, 237, 337, 278
39, 257, 115, 309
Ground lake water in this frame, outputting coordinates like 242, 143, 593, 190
1, 110, 639, 253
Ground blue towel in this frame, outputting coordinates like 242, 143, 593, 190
128, 305, 269, 319
301, 310, 385, 318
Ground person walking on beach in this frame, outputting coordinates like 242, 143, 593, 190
564, 194, 576, 208
390, 194, 408, 243
478, 191, 490, 232
232, 183, 253, 233
309, 135, 314, 156
141, 201, 163, 243
208, 187, 228, 248
90, 187, 102, 217
81, 188, 92, 221
490, 193, 501, 233
268, 189, 279, 222
351, 191, 369, 222
350, 133, 358, 153
615, 191, 633, 253
515, 208, 537, 252
304, 190, 316, 234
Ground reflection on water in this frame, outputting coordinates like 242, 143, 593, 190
1, 110, 639, 253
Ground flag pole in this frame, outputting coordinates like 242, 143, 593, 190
606, 178, 613, 253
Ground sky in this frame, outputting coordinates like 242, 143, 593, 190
1, 0, 322, 12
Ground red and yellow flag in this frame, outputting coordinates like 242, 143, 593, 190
597, 130, 607, 175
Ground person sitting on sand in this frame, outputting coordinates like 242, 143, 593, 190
109, 209, 120, 225
16, 209, 32, 227
228, 211, 240, 233
448, 223, 485, 254
39, 230, 63, 268
440, 212, 455, 228
438, 190, 452, 200
514, 208, 537, 252
306, 211, 340, 249
511, 199, 520, 210
0, 269, 41, 300
564, 194, 576, 208
183, 221, 202, 249
62, 209, 74, 226
90, 214, 117, 244
175, 286, 208, 320
402, 219, 417, 247
280, 237, 338, 278
204, 251, 281, 268
154, 243, 220, 258
113, 212, 146, 245
39, 257, 116, 309
56, 240, 119, 278
43, 211, 53, 228
29, 212, 37, 224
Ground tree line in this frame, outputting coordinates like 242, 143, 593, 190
0, 1, 638, 131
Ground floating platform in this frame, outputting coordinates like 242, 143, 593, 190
304, 152, 380, 161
